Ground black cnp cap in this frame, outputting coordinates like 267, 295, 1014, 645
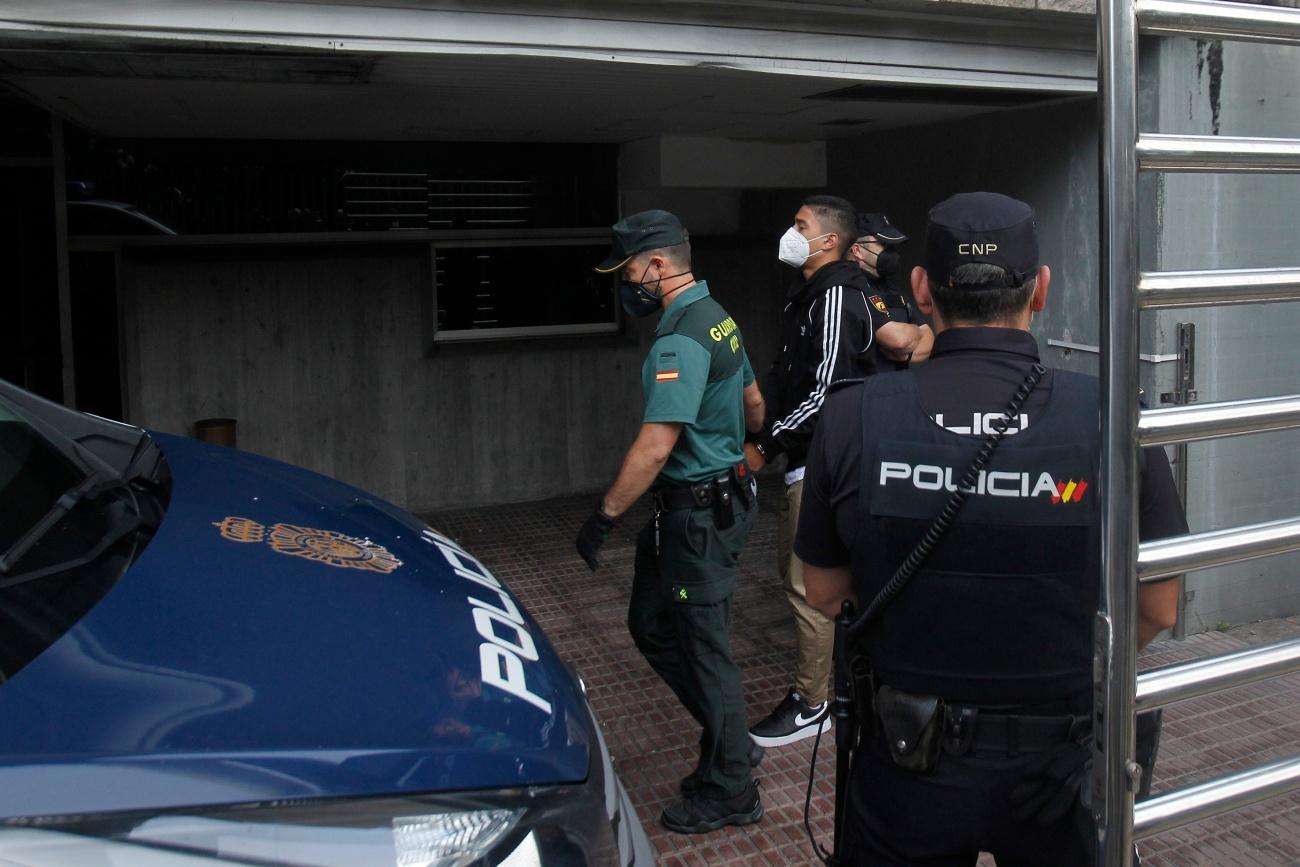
856, 211, 908, 245
595, 209, 689, 273
924, 192, 1038, 288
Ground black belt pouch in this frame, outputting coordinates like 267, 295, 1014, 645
711, 479, 735, 530
876, 685, 945, 775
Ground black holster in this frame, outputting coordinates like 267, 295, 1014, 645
875, 685, 945, 775
849, 654, 878, 739
710, 477, 734, 530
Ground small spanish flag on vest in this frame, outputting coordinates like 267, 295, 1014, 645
655, 370, 680, 382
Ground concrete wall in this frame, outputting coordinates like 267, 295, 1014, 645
118, 236, 786, 513
826, 95, 1107, 377
1145, 36, 1300, 630
121, 243, 643, 512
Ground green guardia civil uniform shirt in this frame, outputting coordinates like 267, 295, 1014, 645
641, 280, 755, 484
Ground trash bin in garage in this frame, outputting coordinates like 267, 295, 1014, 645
194, 417, 237, 448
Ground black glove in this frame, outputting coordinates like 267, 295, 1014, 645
1009, 738, 1091, 826
575, 506, 616, 571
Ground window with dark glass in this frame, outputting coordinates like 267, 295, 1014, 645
63, 135, 621, 340
433, 239, 616, 340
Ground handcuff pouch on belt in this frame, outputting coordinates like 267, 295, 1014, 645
875, 685, 945, 775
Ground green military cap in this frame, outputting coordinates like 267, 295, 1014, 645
595, 209, 689, 273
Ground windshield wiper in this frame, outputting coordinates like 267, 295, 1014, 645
0, 472, 114, 575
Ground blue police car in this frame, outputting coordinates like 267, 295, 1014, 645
0, 380, 653, 865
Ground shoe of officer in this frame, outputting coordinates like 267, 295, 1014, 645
749, 689, 830, 747
680, 741, 765, 796
661, 780, 763, 834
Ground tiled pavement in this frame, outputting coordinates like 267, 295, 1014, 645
425, 483, 1300, 866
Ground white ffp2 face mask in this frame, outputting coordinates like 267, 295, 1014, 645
778, 226, 829, 269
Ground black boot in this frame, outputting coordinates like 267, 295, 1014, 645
661, 780, 763, 834
680, 741, 764, 795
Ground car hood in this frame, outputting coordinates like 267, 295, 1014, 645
0, 434, 589, 819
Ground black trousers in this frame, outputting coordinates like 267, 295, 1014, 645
626, 504, 755, 799
839, 735, 1093, 867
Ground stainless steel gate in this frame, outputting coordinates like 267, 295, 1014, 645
1096, 0, 1300, 863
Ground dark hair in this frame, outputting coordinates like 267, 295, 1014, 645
801, 194, 856, 256
641, 239, 692, 271
928, 263, 1036, 324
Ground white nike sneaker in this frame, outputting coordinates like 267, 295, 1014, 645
749, 689, 831, 747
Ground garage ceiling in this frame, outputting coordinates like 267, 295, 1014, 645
0, 0, 1096, 142
1, 49, 1087, 142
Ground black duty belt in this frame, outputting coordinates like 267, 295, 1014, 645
939, 706, 1087, 757
653, 463, 754, 512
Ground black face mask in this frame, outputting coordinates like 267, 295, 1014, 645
620, 280, 661, 318
619, 267, 690, 318
872, 248, 902, 278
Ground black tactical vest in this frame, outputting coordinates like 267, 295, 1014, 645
853, 369, 1100, 710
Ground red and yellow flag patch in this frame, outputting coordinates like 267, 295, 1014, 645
655, 370, 680, 382
1052, 479, 1089, 504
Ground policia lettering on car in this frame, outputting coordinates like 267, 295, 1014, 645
422, 527, 552, 715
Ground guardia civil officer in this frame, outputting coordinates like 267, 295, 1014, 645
796, 192, 1187, 865
846, 211, 935, 370
574, 209, 768, 833
744, 195, 925, 749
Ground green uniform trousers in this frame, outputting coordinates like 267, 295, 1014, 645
627, 500, 755, 799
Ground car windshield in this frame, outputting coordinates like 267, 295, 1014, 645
0, 401, 158, 680
0, 404, 88, 551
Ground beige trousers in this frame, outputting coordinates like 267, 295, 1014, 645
778, 478, 834, 705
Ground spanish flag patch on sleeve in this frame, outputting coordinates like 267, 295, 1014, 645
655, 350, 680, 382
869, 294, 889, 313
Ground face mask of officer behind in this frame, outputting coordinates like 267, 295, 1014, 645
620, 261, 690, 318
777, 226, 832, 269
854, 242, 902, 279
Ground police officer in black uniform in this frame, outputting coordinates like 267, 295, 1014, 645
846, 211, 934, 370
795, 192, 1187, 865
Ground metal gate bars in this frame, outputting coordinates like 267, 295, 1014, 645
1096, 0, 1300, 863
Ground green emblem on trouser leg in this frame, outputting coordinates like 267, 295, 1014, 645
678, 587, 689, 601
